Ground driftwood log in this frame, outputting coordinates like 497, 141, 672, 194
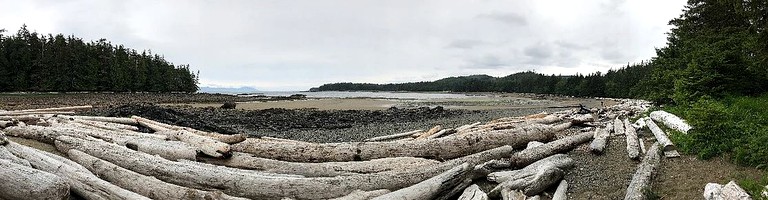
0, 145, 31, 166
552, 180, 568, 200
132, 116, 246, 144
624, 118, 641, 160
55, 135, 514, 199
624, 142, 661, 200
371, 163, 471, 200
199, 152, 440, 177
59, 115, 138, 125
490, 166, 564, 196
365, 130, 422, 142
589, 127, 610, 154
0, 159, 70, 200
480, 131, 593, 170
487, 154, 574, 183
330, 189, 391, 200
644, 118, 675, 151
416, 125, 443, 139
613, 118, 625, 136
156, 130, 231, 158
66, 149, 247, 200
458, 184, 489, 200
5, 141, 149, 200
650, 111, 691, 134
231, 122, 576, 162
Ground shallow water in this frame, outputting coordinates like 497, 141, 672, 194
246, 91, 481, 100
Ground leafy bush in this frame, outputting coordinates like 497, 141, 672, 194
667, 95, 768, 167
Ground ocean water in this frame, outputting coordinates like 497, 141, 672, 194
244, 91, 479, 100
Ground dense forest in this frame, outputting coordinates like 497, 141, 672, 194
0, 25, 198, 93
317, 0, 768, 105
315, 62, 652, 99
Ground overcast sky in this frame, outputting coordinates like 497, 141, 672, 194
1, 0, 687, 91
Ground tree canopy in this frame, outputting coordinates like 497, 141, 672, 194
0, 25, 198, 93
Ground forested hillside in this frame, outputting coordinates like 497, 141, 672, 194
316, 62, 653, 99
0, 25, 198, 93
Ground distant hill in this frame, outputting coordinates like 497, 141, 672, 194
198, 86, 260, 94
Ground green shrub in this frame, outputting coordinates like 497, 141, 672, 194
667, 95, 768, 167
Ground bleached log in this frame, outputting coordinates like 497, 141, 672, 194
644, 118, 675, 151
67, 149, 247, 200
487, 154, 574, 183
458, 184, 489, 200
477, 131, 593, 171
365, 130, 423, 142
490, 165, 564, 196
0, 120, 13, 128
427, 129, 456, 139
74, 119, 140, 131
456, 122, 482, 133
232, 122, 575, 162
526, 141, 544, 149
0, 159, 70, 200
650, 111, 691, 134
260, 136, 310, 144
123, 138, 198, 161
552, 180, 568, 200
6, 123, 165, 144
416, 125, 443, 139
638, 138, 647, 154
624, 119, 641, 160
613, 118, 625, 136
704, 181, 752, 200
372, 163, 471, 200
199, 152, 440, 177
133, 116, 246, 144
2, 111, 76, 115
56, 135, 513, 199
589, 127, 610, 154
59, 115, 139, 125
330, 189, 390, 200
5, 141, 149, 200
632, 117, 648, 129
624, 142, 661, 200
0, 105, 92, 115
500, 189, 526, 200
0, 145, 31, 166
157, 130, 231, 157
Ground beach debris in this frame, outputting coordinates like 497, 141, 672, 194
650, 110, 691, 134
704, 181, 752, 200
0, 100, 693, 199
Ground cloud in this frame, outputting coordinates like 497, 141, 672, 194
478, 13, 528, 26
0, 0, 689, 90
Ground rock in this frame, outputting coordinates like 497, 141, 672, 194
220, 102, 237, 109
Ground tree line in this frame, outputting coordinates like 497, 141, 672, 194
0, 25, 198, 93
316, 0, 768, 104
315, 62, 652, 99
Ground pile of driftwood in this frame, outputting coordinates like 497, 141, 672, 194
0, 100, 722, 200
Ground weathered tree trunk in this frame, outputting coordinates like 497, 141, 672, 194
365, 130, 422, 142
490, 165, 564, 196
122, 138, 198, 161
0, 145, 31, 166
371, 163, 471, 200
199, 152, 440, 177
0, 105, 92, 115
132, 116, 246, 144
416, 125, 443, 139
487, 154, 574, 183
0, 159, 70, 200
552, 180, 568, 200
157, 130, 231, 158
330, 189, 391, 200
613, 118, 625, 136
479, 131, 593, 171
5, 141, 149, 200
67, 149, 247, 200
644, 119, 675, 151
624, 142, 661, 200
458, 184, 489, 200
55, 135, 513, 199
427, 129, 456, 139
74, 119, 140, 131
623, 119, 640, 160
0, 120, 13, 128
589, 128, 610, 154
232, 122, 573, 162
58, 114, 139, 125
650, 111, 691, 134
